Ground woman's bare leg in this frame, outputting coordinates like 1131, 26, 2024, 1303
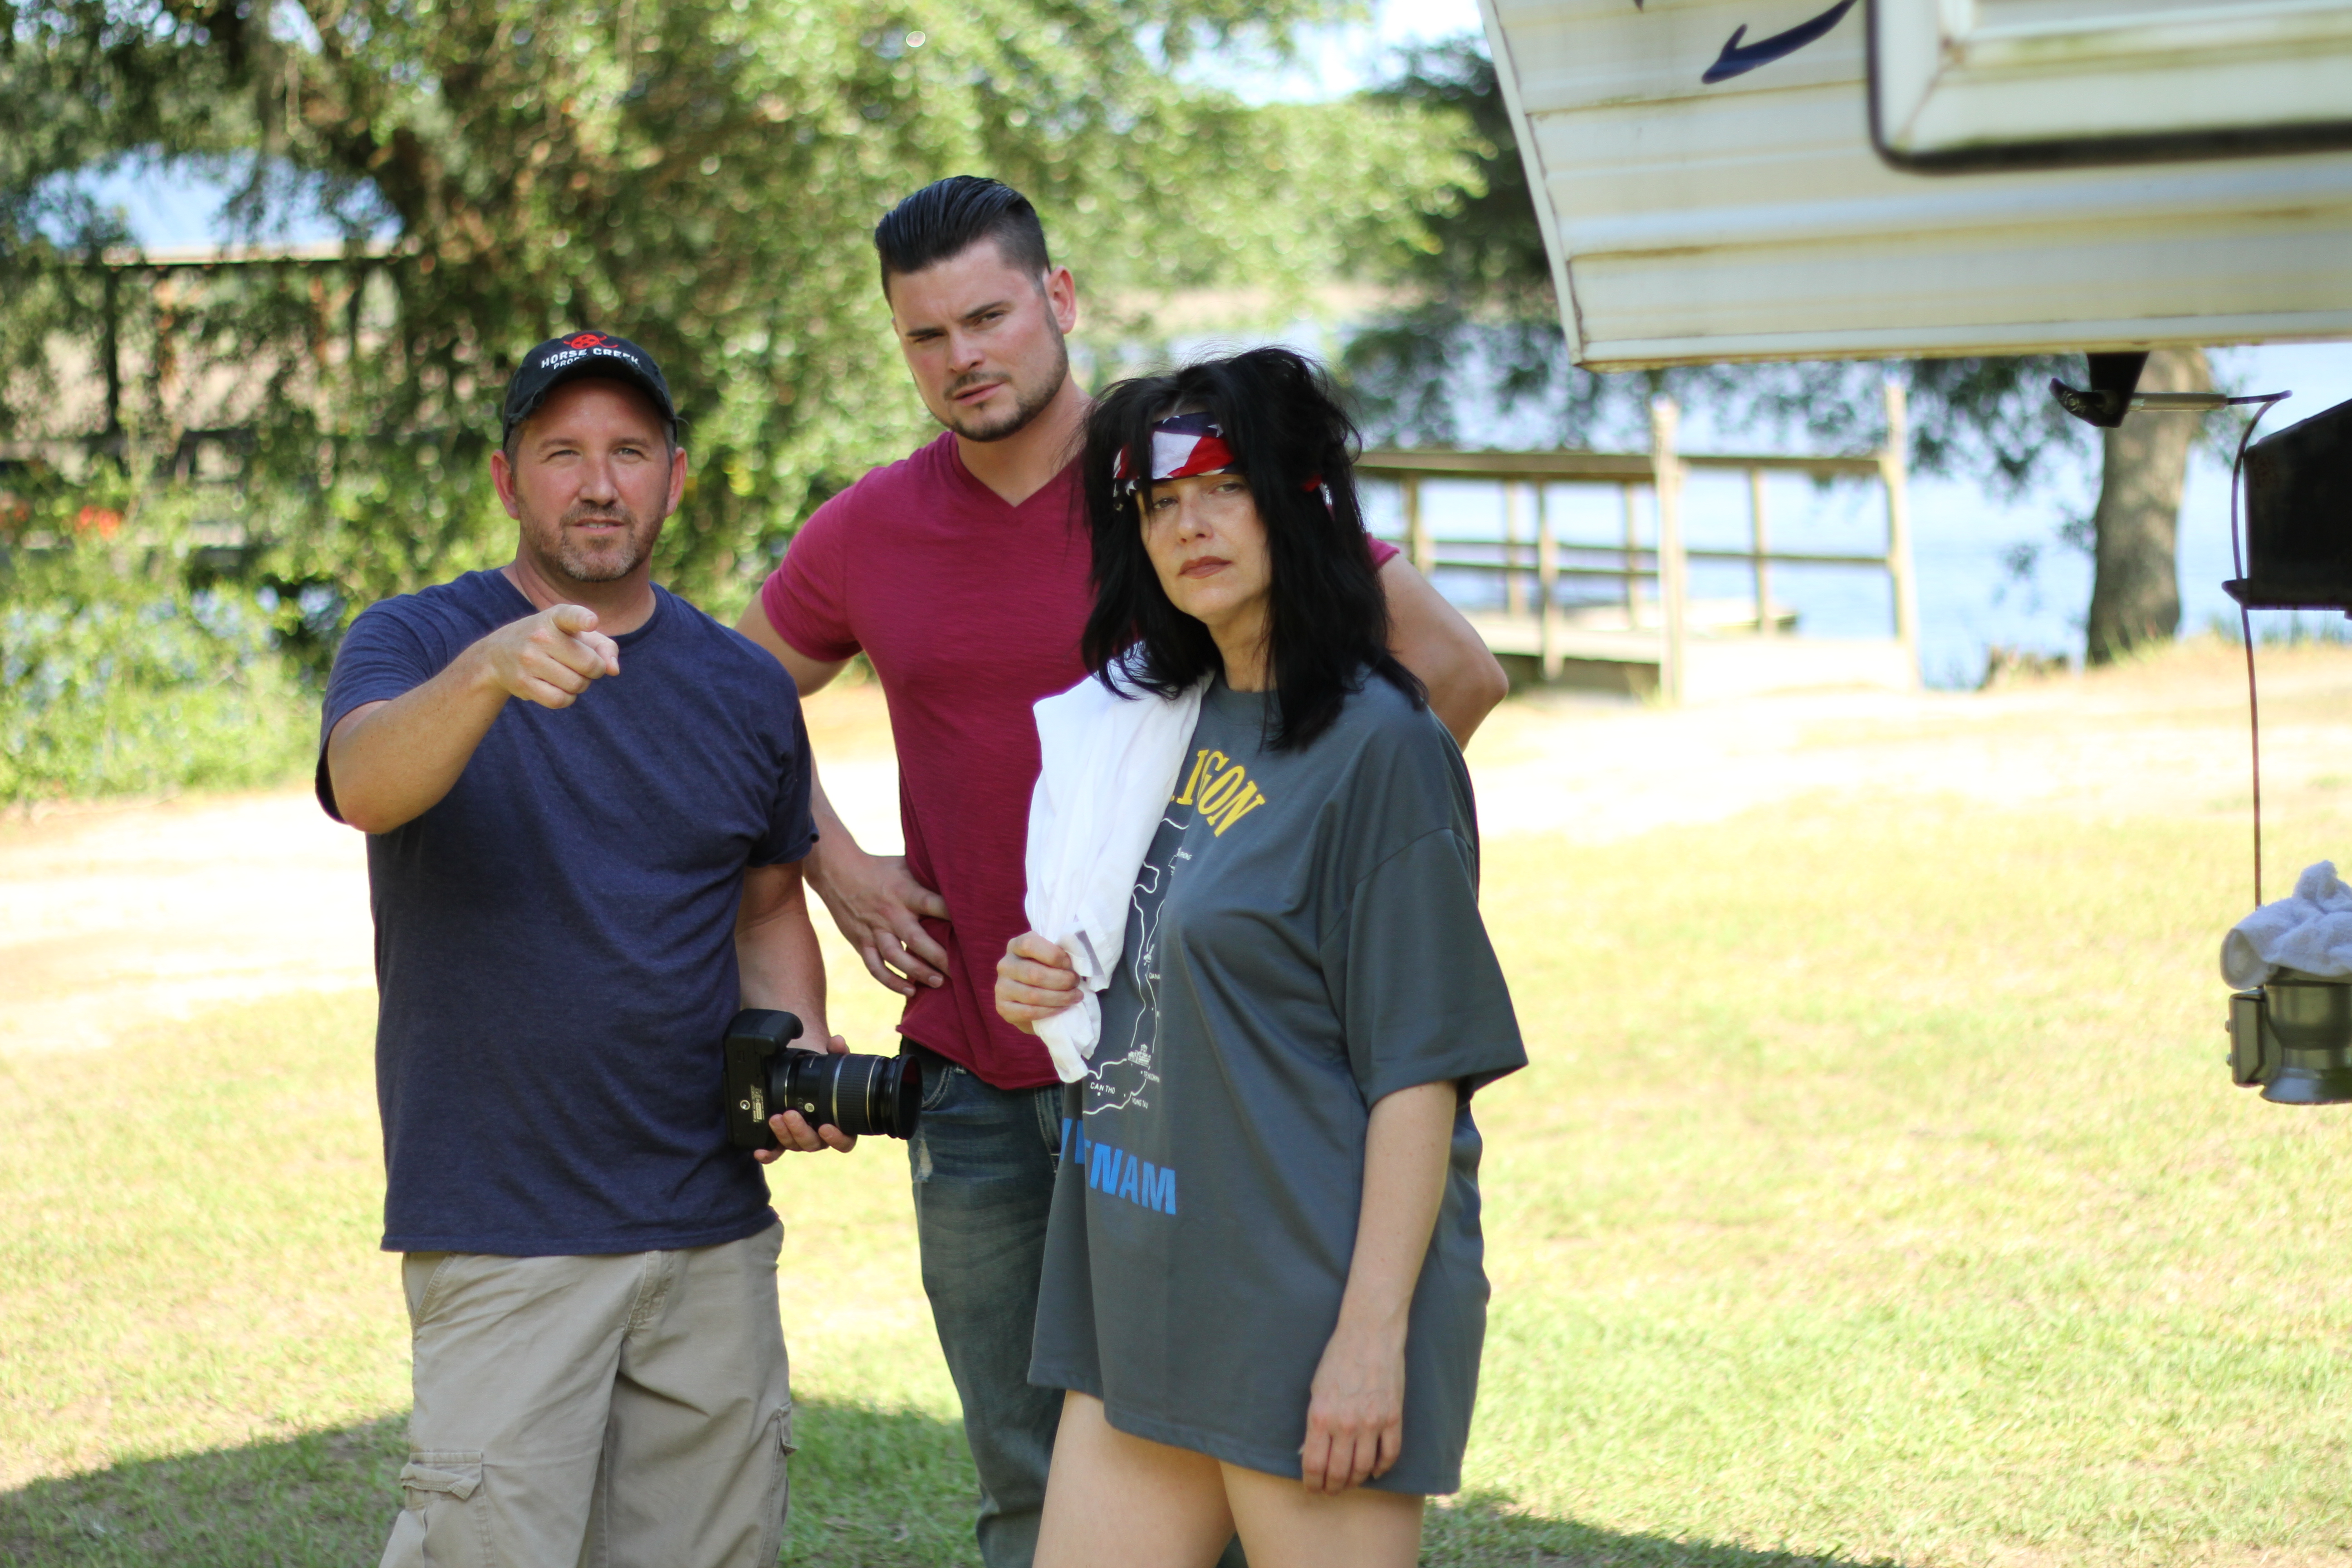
1220, 1462, 1424, 1568
1034, 1392, 1235, 1568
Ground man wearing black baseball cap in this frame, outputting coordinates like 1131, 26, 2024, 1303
319, 333, 852, 1567
501, 330, 679, 442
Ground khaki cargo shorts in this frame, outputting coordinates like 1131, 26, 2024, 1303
379, 1221, 793, 1568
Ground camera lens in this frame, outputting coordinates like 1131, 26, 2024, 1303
772, 1049, 922, 1140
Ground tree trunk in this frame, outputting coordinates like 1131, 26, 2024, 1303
2084, 347, 2210, 665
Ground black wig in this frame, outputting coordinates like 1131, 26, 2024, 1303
1079, 347, 1426, 751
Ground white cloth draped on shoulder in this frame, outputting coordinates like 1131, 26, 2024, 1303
1021, 658, 1208, 1083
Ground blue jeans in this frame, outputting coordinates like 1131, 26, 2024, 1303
906, 1048, 1065, 1568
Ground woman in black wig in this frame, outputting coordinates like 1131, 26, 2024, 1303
996, 347, 1524, 1567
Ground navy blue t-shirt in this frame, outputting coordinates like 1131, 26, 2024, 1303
318, 570, 815, 1256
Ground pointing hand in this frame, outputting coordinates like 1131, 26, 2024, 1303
479, 603, 622, 709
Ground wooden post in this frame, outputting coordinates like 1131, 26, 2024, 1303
1620, 482, 1641, 625
1749, 466, 1773, 636
1880, 381, 1921, 686
99, 268, 123, 446
1503, 481, 1525, 618
1537, 482, 1560, 681
153, 270, 182, 402
1404, 475, 1432, 578
1651, 398, 1686, 705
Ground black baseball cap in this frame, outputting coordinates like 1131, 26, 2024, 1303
501, 332, 678, 442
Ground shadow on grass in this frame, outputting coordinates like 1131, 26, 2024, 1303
0, 1405, 1899, 1568
0, 1400, 978, 1568
1425, 1493, 1902, 1568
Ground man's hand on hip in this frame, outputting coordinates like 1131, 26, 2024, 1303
478, 603, 622, 708
728, 602, 951, 1000
809, 840, 952, 998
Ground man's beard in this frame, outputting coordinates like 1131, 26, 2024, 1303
940, 336, 1071, 444
533, 503, 659, 584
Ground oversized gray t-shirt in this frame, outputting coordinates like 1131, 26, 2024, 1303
1028, 671, 1525, 1494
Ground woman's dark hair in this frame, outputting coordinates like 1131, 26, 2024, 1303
1079, 347, 1426, 751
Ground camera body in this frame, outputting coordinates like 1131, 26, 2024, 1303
724, 1008, 804, 1149
723, 1008, 923, 1147
2227, 971, 2352, 1104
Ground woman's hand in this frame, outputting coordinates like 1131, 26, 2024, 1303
995, 931, 1083, 1033
1301, 1318, 1407, 1493
1301, 1078, 1456, 1494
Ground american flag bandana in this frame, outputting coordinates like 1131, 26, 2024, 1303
1114, 411, 1238, 493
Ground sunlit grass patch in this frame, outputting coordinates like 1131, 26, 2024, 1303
0, 992, 406, 1487
1467, 803, 2352, 1565
5, 793, 2350, 1565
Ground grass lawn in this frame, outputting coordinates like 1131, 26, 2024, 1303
4, 788, 2349, 1565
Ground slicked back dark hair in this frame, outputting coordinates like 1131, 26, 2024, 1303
874, 176, 1052, 294
1080, 347, 1426, 751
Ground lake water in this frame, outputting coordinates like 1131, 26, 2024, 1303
1361, 343, 2352, 690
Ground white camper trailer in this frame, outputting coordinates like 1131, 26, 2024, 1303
1477, 0, 2352, 367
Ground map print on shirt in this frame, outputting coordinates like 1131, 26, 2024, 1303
1085, 834, 1187, 1116
1085, 745, 1270, 1122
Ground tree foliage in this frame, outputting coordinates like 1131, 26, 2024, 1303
0, 469, 314, 804
1, 0, 1472, 612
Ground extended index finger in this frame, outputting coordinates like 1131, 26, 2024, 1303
532, 628, 615, 682
575, 629, 621, 676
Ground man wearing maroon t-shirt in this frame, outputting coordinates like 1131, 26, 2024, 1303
735, 177, 1506, 1568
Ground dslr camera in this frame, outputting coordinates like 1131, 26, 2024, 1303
724, 1008, 923, 1147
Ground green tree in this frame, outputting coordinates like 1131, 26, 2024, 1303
1341, 36, 2213, 667
2, 0, 1471, 613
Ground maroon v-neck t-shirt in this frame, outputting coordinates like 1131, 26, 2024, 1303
760, 431, 1398, 1090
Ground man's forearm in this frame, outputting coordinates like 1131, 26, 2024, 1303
330, 603, 618, 835
1380, 556, 1509, 748
800, 765, 867, 902
1420, 653, 1510, 750
724, 603, 869, 902
738, 867, 830, 1042
327, 649, 508, 834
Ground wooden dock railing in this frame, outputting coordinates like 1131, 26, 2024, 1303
1355, 385, 1916, 703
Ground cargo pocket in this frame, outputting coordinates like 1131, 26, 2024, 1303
755, 1404, 796, 1564
379, 1450, 490, 1568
